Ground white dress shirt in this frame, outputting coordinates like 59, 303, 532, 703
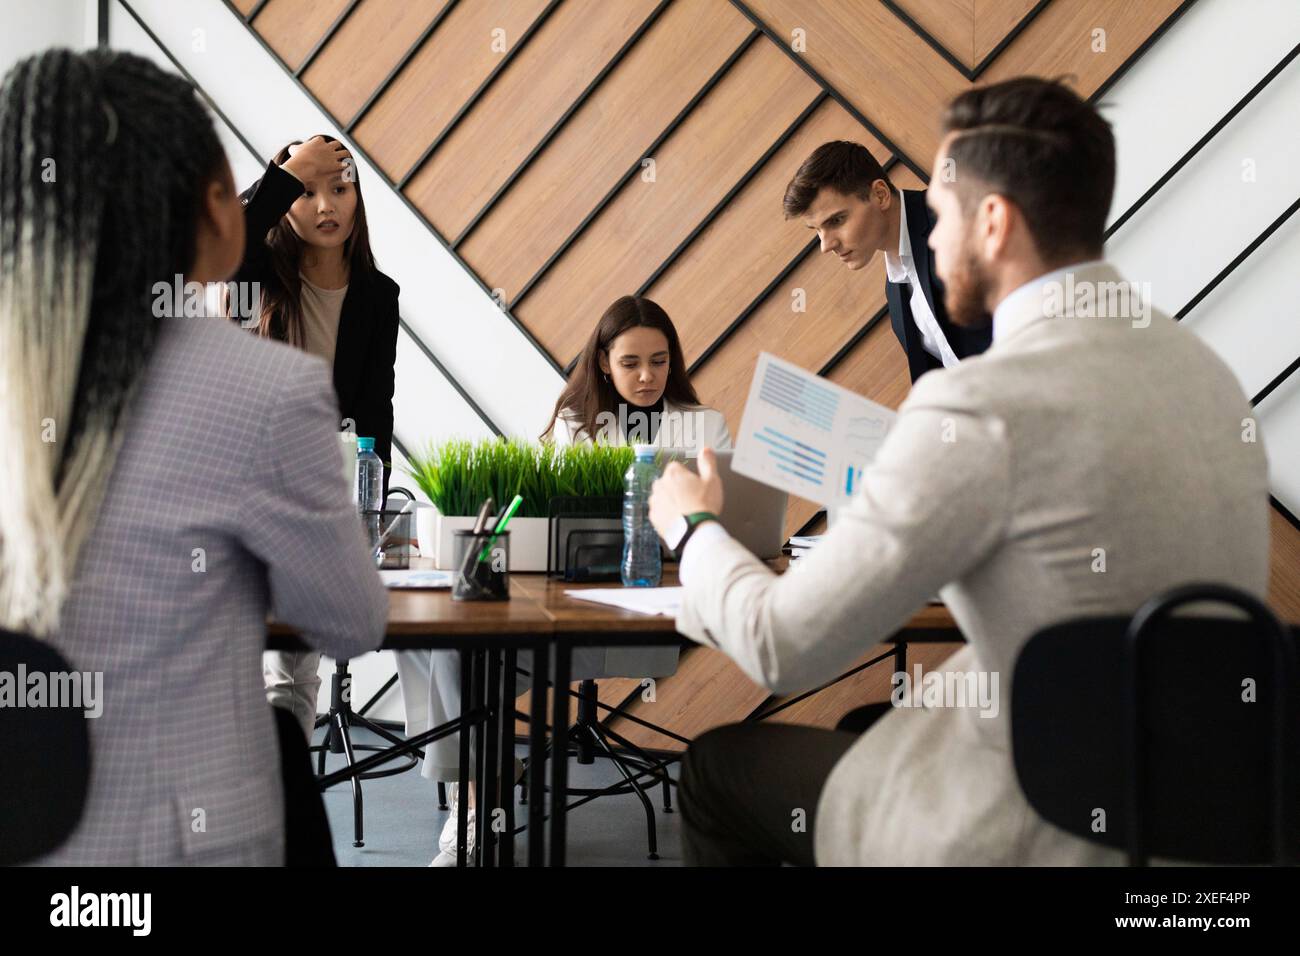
992, 259, 1109, 344
883, 189, 959, 368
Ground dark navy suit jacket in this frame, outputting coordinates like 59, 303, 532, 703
886, 188, 992, 382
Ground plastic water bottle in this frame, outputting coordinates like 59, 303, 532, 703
355, 436, 383, 549
621, 444, 662, 587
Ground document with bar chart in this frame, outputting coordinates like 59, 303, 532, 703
731, 352, 895, 506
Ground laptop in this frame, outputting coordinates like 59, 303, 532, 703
660, 448, 789, 560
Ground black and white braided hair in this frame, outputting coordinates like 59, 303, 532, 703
0, 48, 225, 636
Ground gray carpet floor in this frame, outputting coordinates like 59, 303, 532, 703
314, 724, 684, 866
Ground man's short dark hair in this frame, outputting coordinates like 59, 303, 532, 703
941, 77, 1115, 261
783, 141, 894, 219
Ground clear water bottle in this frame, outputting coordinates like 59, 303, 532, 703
621, 444, 662, 587
355, 436, 383, 549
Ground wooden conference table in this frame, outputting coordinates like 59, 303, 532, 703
269, 560, 959, 867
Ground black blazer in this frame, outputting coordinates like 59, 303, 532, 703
885, 188, 992, 383
234, 161, 400, 497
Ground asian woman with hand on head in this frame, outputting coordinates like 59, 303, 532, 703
232, 134, 400, 741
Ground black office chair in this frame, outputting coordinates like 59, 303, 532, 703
0, 628, 92, 865
273, 704, 337, 866
310, 485, 421, 847
1012, 583, 1298, 865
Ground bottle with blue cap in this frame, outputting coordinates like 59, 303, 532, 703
355, 436, 383, 548
621, 443, 662, 587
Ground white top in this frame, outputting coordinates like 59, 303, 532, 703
550, 398, 733, 453
882, 188, 958, 368
298, 273, 347, 365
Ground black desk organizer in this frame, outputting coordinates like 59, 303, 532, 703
546, 495, 623, 581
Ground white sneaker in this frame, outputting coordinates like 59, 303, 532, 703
427, 761, 525, 867
429, 783, 474, 867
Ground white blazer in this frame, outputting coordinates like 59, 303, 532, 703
551, 399, 733, 453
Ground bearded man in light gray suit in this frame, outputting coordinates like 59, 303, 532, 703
649, 77, 1271, 866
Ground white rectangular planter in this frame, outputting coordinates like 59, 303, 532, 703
416, 507, 552, 572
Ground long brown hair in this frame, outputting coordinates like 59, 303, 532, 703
252, 134, 376, 346
540, 296, 701, 443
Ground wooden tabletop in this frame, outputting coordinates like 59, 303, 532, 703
269, 558, 958, 643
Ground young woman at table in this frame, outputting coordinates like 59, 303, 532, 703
540, 294, 732, 450
233, 134, 400, 739
396, 294, 732, 866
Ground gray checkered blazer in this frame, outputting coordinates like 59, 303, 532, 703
37, 316, 387, 865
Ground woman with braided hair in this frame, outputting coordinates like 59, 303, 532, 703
0, 48, 386, 864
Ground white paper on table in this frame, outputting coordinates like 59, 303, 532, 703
732, 352, 896, 507
380, 569, 453, 589
563, 587, 683, 617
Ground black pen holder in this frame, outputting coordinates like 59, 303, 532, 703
451, 530, 510, 601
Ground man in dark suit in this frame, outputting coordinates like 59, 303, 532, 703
784, 141, 991, 382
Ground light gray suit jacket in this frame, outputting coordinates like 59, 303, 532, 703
677, 262, 1271, 865
39, 316, 387, 866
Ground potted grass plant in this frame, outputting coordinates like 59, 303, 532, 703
403, 438, 642, 571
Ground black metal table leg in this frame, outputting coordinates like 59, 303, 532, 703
483, 646, 501, 867
501, 647, 517, 867
471, 648, 486, 867
528, 643, 548, 866
549, 640, 571, 867
456, 647, 471, 868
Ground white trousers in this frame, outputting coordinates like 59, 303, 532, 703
393, 650, 536, 781
263, 650, 322, 740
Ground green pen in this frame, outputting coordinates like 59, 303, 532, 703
476, 493, 523, 564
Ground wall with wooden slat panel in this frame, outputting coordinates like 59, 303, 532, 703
351, 0, 551, 182
456, 0, 753, 305
404, 0, 664, 241
894, 0, 976, 65
253, 0, 351, 71
743, 0, 968, 166
973, 0, 1042, 63
516, 39, 820, 362
300, 0, 442, 123
1268, 508, 1300, 623
979, 0, 1185, 89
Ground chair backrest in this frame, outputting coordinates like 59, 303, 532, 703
271, 704, 336, 867
385, 485, 414, 511
0, 629, 93, 864
1011, 584, 1297, 865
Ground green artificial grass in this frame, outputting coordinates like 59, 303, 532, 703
404, 438, 681, 518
